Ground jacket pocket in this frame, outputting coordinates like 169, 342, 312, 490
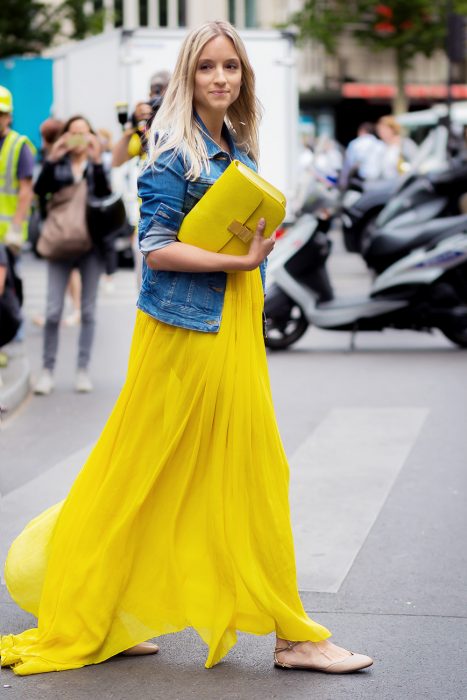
150, 202, 185, 232
183, 178, 215, 214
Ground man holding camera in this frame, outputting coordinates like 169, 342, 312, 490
112, 71, 170, 167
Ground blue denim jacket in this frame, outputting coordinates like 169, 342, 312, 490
136, 121, 266, 332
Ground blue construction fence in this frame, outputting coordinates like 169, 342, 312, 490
0, 56, 54, 153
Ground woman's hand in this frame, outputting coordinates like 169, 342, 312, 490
48, 134, 70, 162
242, 219, 275, 271
87, 133, 103, 164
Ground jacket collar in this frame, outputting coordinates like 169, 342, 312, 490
194, 111, 236, 159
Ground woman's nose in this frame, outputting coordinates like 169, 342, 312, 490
214, 67, 227, 84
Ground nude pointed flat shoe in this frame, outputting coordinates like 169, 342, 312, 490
274, 641, 373, 673
120, 642, 160, 656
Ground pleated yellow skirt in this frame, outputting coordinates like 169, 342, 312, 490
1, 269, 331, 676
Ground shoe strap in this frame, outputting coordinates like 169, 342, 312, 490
274, 640, 301, 665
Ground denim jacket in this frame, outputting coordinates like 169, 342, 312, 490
136, 120, 266, 332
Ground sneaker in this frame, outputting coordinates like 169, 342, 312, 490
34, 369, 54, 396
75, 369, 93, 393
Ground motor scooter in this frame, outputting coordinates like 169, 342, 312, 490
264, 213, 467, 350
363, 160, 467, 272
341, 124, 453, 255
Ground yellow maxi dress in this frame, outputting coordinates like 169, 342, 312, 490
1, 269, 331, 676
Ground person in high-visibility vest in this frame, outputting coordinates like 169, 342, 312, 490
0, 85, 36, 254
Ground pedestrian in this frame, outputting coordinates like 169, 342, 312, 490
111, 101, 153, 167
149, 69, 171, 107
32, 117, 83, 329
339, 122, 385, 189
0, 85, 35, 343
33, 115, 111, 395
1, 21, 373, 676
0, 242, 21, 354
112, 73, 171, 289
0, 85, 35, 255
376, 115, 418, 179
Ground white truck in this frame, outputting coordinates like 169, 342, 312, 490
48, 28, 299, 221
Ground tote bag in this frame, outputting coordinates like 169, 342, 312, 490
37, 180, 92, 260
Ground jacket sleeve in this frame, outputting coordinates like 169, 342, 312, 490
137, 150, 187, 255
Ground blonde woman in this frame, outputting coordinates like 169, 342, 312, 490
1, 21, 373, 676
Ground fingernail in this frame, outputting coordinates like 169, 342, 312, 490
259, 218, 265, 226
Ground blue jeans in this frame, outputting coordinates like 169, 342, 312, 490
43, 250, 103, 371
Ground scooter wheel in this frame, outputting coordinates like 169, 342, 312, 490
265, 306, 309, 350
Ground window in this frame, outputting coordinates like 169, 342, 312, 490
229, 0, 257, 28
245, 0, 256, 28
229, 0, 235, 25
178, 0, 186, 26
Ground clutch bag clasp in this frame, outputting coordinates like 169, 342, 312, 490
228, 220, 254, 244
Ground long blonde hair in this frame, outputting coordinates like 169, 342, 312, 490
146, 20, 262, 180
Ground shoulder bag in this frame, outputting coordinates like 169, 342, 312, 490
37, 180, 92, 260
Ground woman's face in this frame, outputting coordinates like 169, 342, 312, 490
66, 118, 91, 155
193, 35, 242, 119
377, 122, 397, 144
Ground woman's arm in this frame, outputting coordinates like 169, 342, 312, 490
112, 129, 137, 167
138, 151, 273, 273
146, 219, 273, 273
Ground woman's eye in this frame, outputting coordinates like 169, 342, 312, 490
227, 63, 239, 70
199, 64, 212, 71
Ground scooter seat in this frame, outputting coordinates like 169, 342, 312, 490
368, 214, 467, 261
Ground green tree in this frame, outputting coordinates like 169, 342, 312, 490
291, 0, 467, 113
0, 0, 105, 59
0, 0, 59, 58
61, 0, 105, 40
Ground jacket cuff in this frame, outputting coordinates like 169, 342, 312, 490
139, 221, 178, 254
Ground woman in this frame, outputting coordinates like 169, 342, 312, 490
376, 115, 418, 179
1, 21, 373, 676
33, 116, 110, 395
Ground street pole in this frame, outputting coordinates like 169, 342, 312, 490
446, 0, 454, 155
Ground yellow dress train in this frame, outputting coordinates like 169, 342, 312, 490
1, 269, 331, 675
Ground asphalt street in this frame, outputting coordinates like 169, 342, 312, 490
1, 233, 466, 699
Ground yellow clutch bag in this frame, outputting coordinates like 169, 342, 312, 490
178, 160, 286, 255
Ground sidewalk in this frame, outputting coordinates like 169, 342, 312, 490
1, 239, 466, 699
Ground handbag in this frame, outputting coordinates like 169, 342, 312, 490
178, 160, 286, 255
37, 180, 92, 260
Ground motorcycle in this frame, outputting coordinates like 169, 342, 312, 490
264, 212, 467, 350
341, 124, 452, 255
362, 159, 467, 273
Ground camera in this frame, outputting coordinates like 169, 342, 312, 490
115, 102, 129, 129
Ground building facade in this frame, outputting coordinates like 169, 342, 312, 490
48, 0, 465, 143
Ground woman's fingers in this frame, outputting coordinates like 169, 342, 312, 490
255, 217, 266, 235
246, 218, 276, 268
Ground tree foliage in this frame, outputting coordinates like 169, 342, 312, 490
291, 1, 467, 110
0, 0, 105, 59
293, 1, 467, 64
0, 0, 59, 58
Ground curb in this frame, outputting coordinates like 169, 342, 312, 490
0, 352, 31, 419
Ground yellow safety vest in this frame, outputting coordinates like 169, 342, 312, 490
0, 130, 36, 243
